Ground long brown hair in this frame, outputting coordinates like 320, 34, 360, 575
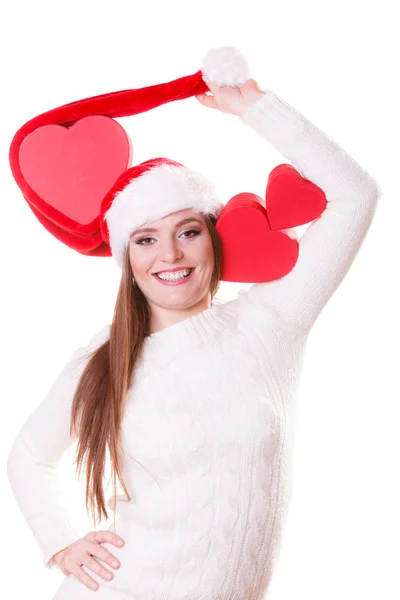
70, 214, 222, 532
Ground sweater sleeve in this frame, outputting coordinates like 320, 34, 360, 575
237, 90, 381, 333
6, 324, 110, 571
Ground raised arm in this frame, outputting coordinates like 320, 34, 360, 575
6, 325, 110, 570
237, 90, 380, 333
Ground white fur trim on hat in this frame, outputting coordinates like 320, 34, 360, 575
201, 46, 251, 87
104, 164, 225, 267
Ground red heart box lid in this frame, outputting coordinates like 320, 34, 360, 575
18, 115, 132, 238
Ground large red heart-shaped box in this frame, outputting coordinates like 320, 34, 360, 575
17, 115, 132, 239
216, 192, 298, 283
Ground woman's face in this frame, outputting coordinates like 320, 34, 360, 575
128, 208, 215, 313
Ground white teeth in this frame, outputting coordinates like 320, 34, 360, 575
157, 269, 192, 281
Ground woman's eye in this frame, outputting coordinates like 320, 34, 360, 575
136, 229, 201, 245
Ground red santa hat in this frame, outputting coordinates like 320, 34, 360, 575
9, 46, 327, 283
9, 46, 251, 268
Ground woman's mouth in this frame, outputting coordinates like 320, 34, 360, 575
152, 268, 195, 286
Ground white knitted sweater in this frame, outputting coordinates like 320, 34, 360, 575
7, 90, 380, 600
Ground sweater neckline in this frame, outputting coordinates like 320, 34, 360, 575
136, 297, 234, 374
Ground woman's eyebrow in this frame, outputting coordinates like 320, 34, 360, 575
130, 217, 203, 238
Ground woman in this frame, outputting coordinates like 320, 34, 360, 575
7, 68, 380, 599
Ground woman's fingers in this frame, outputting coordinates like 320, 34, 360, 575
84, 553, 115, 583
85, 529, 125, 549
194, 93, 217, 109
86, 538, 122, 572
64, 529, 126, 590
196, 77, 247, 115
73, 560, 102, 591
195, 76, 222, 109
60, 544, 100, 590
196, 76, 265, 116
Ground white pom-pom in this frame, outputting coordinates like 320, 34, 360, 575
201, 46, 251, 87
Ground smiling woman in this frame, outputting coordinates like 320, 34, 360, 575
127, 207, 221, 327
7, 45, 381, 600
127, 208, 217, 327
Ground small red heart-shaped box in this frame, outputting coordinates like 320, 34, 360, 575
266, 163, 327, 229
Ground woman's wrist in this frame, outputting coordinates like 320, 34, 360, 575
239, 89, 268, 117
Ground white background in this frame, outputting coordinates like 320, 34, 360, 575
1, 1, 398, 599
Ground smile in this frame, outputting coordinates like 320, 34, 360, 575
152, 268, 195, 286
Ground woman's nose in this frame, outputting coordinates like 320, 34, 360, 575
159, 239, 184, 261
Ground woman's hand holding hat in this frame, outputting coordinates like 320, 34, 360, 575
194, 77, 266, 117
